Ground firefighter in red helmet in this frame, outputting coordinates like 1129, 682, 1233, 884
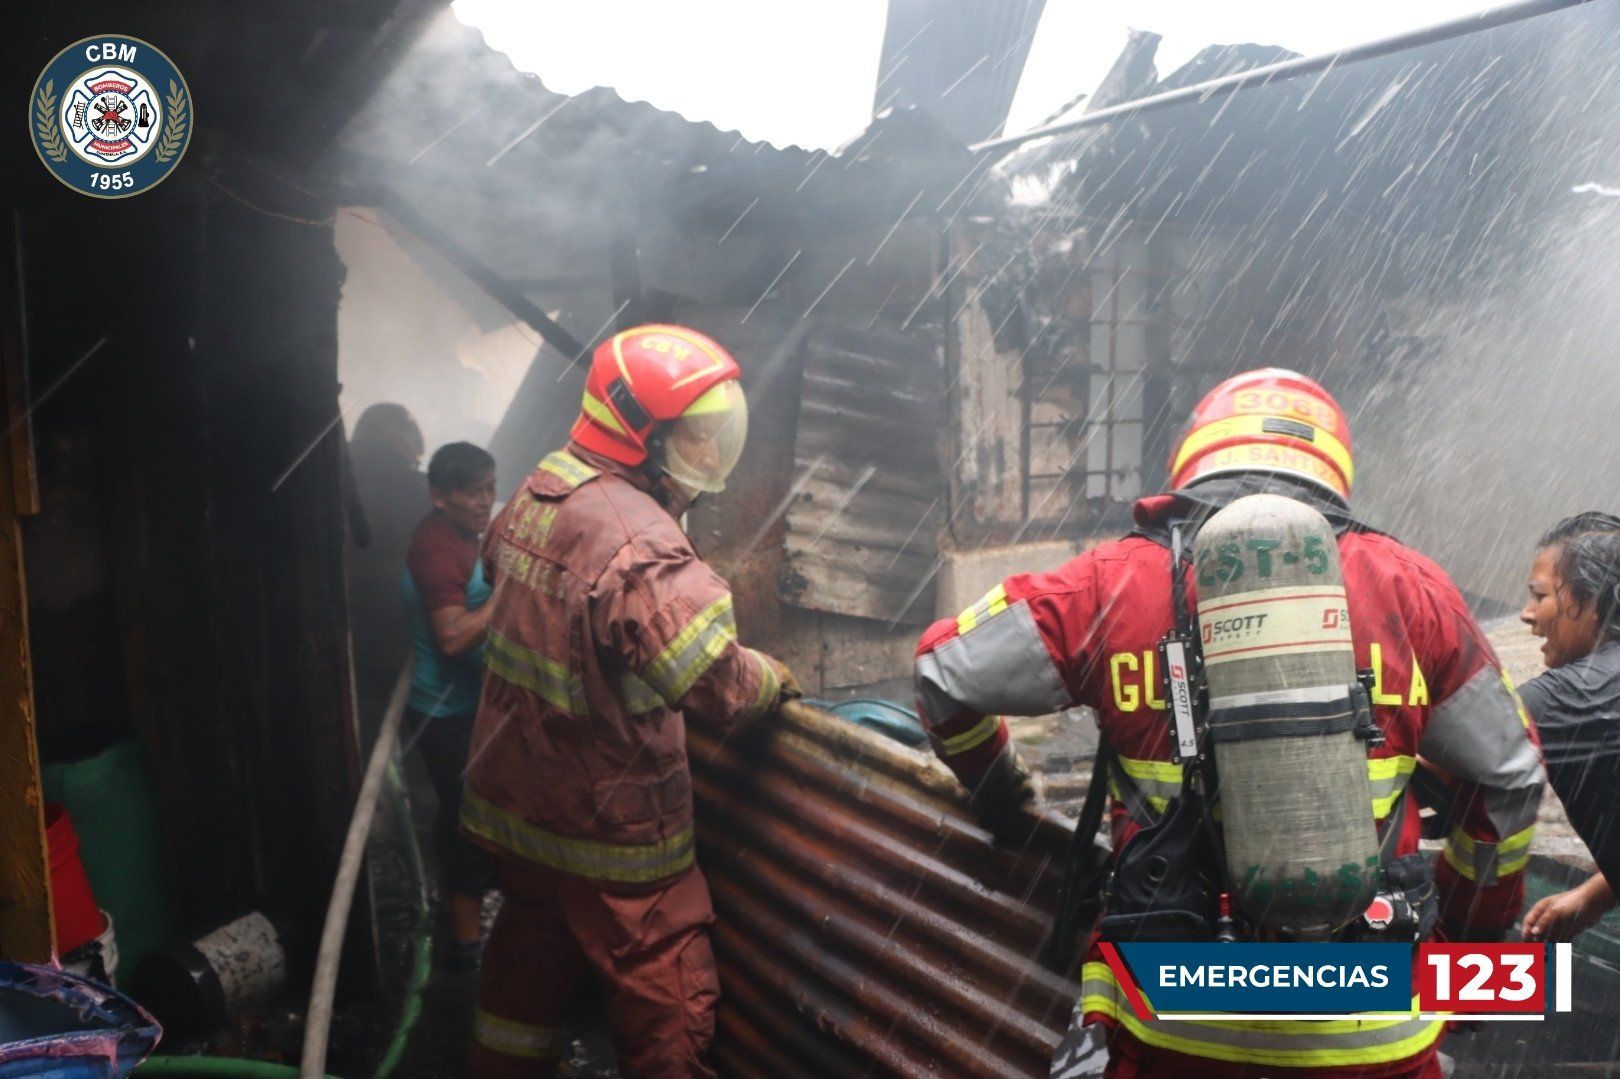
916, 369, 1544, 1078
464, 324, 795, 1078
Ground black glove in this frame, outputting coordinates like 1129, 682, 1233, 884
968, 747, 1038, 846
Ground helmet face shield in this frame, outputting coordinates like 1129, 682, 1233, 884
658, 379, 748, 494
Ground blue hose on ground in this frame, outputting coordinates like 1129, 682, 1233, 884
806, 698, 928, 747
135, 1058, 336, 1078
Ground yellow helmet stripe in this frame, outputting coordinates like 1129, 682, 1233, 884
680, 380, 739, 417
580, 389, 627, 434
1173, 414, 1354, 490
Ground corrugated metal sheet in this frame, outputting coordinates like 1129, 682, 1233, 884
781, 323, 947, 625
691, 701, 1080, 1078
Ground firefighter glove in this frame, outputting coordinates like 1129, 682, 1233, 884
970, 746, 1038, 846
759, 652, 802, 705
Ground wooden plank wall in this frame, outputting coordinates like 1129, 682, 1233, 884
0, 212, 51, 963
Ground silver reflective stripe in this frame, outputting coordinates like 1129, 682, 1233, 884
1444, 821, 1536, 885
916, 601, 1068, 723
642, 595, 736, 704
1110, 756, 1184, 824
1420, 667, 1544, 792
474, 1009, 566, 1059
461, 790, 696, 884
1211, 684, 1356, 709
620, 672, 665, 715
537, 449, 597, 489
1368, 755, 1417, 820
739, 649, 781, 721
486, 630, 587, 716
1080, 963, 1444, 1067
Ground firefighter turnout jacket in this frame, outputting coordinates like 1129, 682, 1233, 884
461, 446, 780, 888
914, 481, 1546, 1076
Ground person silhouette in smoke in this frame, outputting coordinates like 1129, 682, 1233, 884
347, 403, 426, 730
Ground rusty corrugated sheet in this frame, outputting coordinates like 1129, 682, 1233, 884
780, 324, 947, 625
691, 701, 1080, 1078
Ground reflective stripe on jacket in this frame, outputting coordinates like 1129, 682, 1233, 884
1080, 961, 1445, 1071
463, 446, 776, 886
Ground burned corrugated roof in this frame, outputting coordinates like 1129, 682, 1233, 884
1002, 1, 1620, 284
337, 11, 990, 296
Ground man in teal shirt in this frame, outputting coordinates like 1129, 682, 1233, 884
402, 441, 497, 968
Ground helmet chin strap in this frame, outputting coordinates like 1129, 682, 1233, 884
658, 475, 699, 516
643, 429, 699, 516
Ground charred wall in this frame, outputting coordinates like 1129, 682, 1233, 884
8, 166, 366, 967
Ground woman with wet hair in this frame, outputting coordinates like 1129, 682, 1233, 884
1518, 511, 1620, 941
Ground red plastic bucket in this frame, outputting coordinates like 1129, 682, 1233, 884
44, 802, 106, 955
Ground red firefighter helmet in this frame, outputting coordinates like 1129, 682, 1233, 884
571, 324, 748, 493
1168, 368, 1354, 500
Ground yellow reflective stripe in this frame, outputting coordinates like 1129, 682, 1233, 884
1172, 414, 1354, 490
473, 1009, 566, 1060
1117, 755, 1185, 783
1498, 824, 1536, 877
538, 449, 598, 488
956, 584, 1009, 636
1443, 823, 1535, 883
1500, 669, 1534, 729
461, 789, 695, 884
1081, 962, 1443, 1067
643, 594, 736, 704
486, 631, 586, 715
1444, 828, 1477, 880
1111, 755, 1183, 818
1107, 775, 1171, 817
1368, 755, 1417, 819
741, 649, 780, 721
580, 390, 627, 434
619, 672, 665, 715
1367, 755, 1416, 781
939, 714, 1001, 757
680, 380, 735, 417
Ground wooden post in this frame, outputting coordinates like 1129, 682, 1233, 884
0, 213, 52, 962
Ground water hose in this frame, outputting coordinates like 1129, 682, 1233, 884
141, 677, 434, 1079
300, 665, 412, 1079
371, 759, 432, 1079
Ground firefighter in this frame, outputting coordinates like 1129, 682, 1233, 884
462, 324, 795, 1078
914, 369, 1545, 1078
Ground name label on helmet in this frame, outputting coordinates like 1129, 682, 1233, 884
1261, 416, 1316, 442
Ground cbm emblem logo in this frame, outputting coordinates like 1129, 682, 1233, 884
31, 36, 192, 198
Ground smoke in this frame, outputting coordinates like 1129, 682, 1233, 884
1345, 11, 1620, 608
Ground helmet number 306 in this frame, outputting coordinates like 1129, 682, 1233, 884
1233, 389, 1338, 431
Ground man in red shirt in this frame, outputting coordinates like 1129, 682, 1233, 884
914, 369, 1545, 1077
403, 441, 497, 968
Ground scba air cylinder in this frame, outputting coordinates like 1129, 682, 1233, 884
1194, 493, 1379, 938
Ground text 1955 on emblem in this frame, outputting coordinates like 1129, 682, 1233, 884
31, 36, 192, 199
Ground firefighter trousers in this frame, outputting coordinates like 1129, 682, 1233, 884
471, 857, 719, 1079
